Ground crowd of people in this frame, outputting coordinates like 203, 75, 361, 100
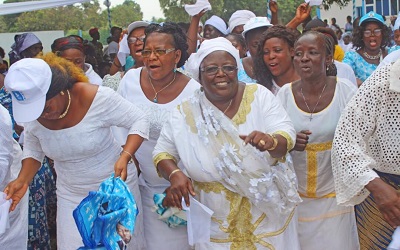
1, 1, 400, 249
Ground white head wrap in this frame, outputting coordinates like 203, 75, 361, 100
228, 10, 256, 33
184, 37, 240, 82
394, 12, 400, 30
204, 15, 228, 35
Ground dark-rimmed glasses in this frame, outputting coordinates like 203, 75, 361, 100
141, 48, 175, 57
128, 36, 145, 44
363, 29, 382, 37
200, 65, 238, 75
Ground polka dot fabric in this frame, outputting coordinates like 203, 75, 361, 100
332, 63, 400, 206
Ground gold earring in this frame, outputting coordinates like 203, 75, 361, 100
60, 91, 65, 96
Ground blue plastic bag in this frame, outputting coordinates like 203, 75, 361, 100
73, 175, 138, 249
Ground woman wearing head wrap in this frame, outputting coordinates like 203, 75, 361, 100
52, 36, 102, 85
276, 31, 359, 250
153, 37, 301, 249
5, 32, 57, 250
8, 33, 43, 65
343, 11, 391, 86
228, 10, 256, 34
203, 15, 228, 39
116, 22, 199, 249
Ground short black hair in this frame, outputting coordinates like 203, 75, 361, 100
144, 22, 189, 68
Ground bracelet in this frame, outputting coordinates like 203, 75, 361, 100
168, 169, 182, 181
267, 134, 278, 151
120, 150, 133, 164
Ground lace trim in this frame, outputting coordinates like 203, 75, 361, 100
305, 142, 332, 197
232, 84, 257, 126
153, 152, 177, 178
195, 181, 295, 250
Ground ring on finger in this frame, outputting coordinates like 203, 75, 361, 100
258, 139, 266, 146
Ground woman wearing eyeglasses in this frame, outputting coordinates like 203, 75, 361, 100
343, 11, 390, 86
115, 22, 199, 249
153, 37, 301, 249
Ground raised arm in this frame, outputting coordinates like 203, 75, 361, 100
186, 10, 207, 55
286, 3, 311, 30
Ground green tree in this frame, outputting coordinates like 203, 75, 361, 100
109, 0, 143, 28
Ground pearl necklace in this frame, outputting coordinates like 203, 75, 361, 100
58, 90, 71, 119
148, 73, 176, 103
300, 83, 327, 121
363, 49, 382, 60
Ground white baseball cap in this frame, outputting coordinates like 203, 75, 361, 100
242, 17, 273, 38
4, 58, 52, 123
127, 21, 150, 36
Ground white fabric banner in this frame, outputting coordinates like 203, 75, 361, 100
0, 0, 91, 16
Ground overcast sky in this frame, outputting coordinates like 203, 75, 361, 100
108, 0, 164, 20
0, 0, 165, 20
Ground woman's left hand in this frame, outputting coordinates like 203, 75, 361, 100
114, 156, 129, 181
240, 131, 274, 152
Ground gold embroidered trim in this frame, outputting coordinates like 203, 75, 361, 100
195, 181, 294, 250
232, 84, 257, 125
152, 152, 177, 178
299, 192, 336, 198
273, 131, 294, 152
181, 101, 197, 134
298, 207, 353, 222
305, 142, 332, 197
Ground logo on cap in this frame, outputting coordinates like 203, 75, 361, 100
12, 91, 26, 101
369, 12, 374, 17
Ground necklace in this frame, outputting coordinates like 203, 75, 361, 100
363, 49, 382, 60
223, 99, 233, 114
148, 73, 176, 103
58, 90, 71, 119
300, 83, 327, 121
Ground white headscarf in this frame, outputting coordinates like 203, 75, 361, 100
184, 37, 241, 82
204, 15, 228, 35
228, 10, 256, 33
394, 12, 400, 30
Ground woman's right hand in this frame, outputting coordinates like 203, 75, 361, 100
367, 178, 400, 228
293, 130, 312, 151
163, 171, 195, 210
4, 178, 29, 212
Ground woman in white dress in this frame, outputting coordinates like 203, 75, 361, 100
153, 37, 301, 249
0, 105, 28, 249
3, 53, 148, 250
116, 22, 199, 250
276, 31, 359, 250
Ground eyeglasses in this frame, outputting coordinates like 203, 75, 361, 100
363, 29, 382, 37
141, 48, 175, 57
200, 65, 238, 75
128, 36, 145, 44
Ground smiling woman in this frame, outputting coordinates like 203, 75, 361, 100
153, 37, 301, 249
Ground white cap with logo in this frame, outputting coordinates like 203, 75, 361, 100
4, 58, 52, 123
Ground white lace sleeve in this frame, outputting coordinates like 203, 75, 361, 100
101, 87, 149, 140
22, 125, 46, 163
0, 106, 13, 185
332, 66, 388, 206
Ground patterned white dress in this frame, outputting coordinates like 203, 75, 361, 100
22, 87, 149, 250
116, 67, 199, 249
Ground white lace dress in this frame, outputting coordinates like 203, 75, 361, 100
277, 79, 359, 250
22, 87, 149, 250
116, 67, 199, 249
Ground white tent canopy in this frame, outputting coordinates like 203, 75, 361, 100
0, 0, 91, 16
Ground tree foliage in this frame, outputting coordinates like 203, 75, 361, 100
0, 0, 143, 33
